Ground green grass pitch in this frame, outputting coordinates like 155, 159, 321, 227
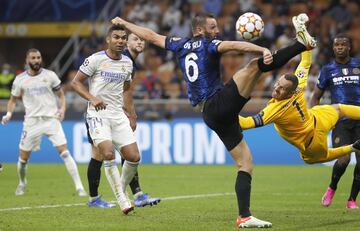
0, 164, 359, 230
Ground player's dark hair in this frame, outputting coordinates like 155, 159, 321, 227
284, 74, 298, 92
107, 24, 127, 36
333, 33, 352, 48
26, 48, 40, 57
191, 12, 216, 34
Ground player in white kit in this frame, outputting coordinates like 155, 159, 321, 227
71, 25, 140, 215
1, 48, 86, 196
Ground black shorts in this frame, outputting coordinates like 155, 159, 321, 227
84, 114, 94, 145
332, 119, 360, 147
202, 78, 249, 151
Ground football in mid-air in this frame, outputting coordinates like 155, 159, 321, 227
236, 12, 264, 41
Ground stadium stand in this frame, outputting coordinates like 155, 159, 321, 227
1, 0, 360, 119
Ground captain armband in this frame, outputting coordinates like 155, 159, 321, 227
251, 113, 264, 127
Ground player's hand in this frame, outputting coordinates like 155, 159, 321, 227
90, 97, 107, 111
1, 112, 12, 125
57, 108, 65, 121
111, 17, 125, 26
262, 48, 273, 65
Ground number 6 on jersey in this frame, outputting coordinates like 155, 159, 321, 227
185, 52, 199, 82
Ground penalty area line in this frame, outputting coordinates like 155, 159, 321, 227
0, 192, 235, 212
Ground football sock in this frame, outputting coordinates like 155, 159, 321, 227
87, 158, 103, 197
129, 172, 142, 195
329, 160, 348, 190
121, 157, 141, 195
60, 150, 84, 190
339, 104, 360, 120
121, 158, 142, 194
235, 171, 252, 217
104, 160, 124, 204
257, 41, 306, 72
349, 164, 360, 201
17, 157, 27, 185
121, 160, 139, 192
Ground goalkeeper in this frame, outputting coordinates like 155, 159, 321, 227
239, 50, 360, 163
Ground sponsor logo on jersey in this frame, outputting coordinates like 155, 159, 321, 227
100, 71, 129, 83
25, 86, 48, 96
332, 75, 359, 85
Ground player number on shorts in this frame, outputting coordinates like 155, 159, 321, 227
185, 52, 199, 82
87, 117, 103, 132
292, 100, 305, 121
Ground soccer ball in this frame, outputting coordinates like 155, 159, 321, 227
236, 12, 264, 41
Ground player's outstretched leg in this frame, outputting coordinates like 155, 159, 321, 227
292, 13, 317, 49
256, 13, 316, 74
237, 216, 272, 228
0, 163, 3, 172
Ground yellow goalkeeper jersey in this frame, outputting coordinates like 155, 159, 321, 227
240, 51, 315, 152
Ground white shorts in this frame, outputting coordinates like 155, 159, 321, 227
20, 117, 67, 151
86, 114, 136, 150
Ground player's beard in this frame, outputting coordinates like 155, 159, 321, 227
135, 46, 144, 53
204, 31, 216, 39
29, 63, 41, 72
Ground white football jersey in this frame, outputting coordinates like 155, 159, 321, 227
11, 68, 61, 118
80, 50, 133, 118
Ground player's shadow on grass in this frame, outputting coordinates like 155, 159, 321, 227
295, 218, 360, 230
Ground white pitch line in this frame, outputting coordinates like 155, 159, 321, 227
162, 192, 234, 200
2, 191, 348, 212
0, 192, 235, 212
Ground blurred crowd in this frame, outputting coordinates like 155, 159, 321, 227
2, 0, 360, 118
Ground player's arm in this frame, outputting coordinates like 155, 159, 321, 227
71, 71, 107, 111
217, 41, 273, 64
310, 65, 327, 107
309, 86, 324, 107
239, 115, 256, 130
1, 95, 18, 125
123, 80, 137, 131
111, 17, 166, 49
54, 87, 66, 121
239, 103, 280, 130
